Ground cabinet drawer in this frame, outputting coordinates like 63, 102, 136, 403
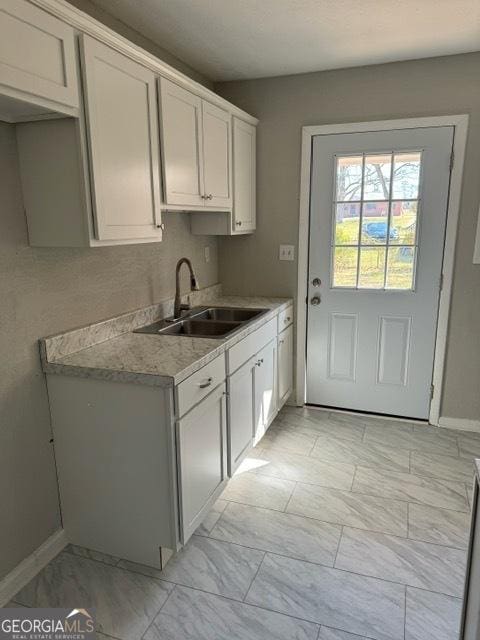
278, 306, 293, 333
227, 317, 276, 374
176, 354, 226, 417
0, 0, 78, 109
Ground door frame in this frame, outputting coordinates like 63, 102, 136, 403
295, 115, 469, 425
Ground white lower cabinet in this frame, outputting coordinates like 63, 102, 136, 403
253, 338, 277, 444
176, 383, 228, 543
227, 356, 255, 475
46, 308, 292, 571
278, 324, 293, 405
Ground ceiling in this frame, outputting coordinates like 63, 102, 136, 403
88, 0, 480, 81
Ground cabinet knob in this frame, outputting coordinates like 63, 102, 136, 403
256, 358, 264, 367
284, 317, 291, 323
208, 194, 213, 200
198, 377, 213, 388
236, 221, 242, 226
156, 222, 165, 230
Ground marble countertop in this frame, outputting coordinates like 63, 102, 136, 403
41, 295, 293, 387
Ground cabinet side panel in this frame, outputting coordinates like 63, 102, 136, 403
16, 119, 89, 247
47, 375, 176, 566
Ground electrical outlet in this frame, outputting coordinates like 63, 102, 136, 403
279, 244, 295, 261
204, 246, 210, 263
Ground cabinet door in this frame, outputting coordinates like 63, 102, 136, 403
228, 357, 255, 475
254, 339, 277, 444
202, 100, 232, 208
159, 78, 204, 207
80, 36, 162, 242
177, 384, 227, 543
0, 0, 78, 110
232, 118, 256, 233
278, 325, 293, 406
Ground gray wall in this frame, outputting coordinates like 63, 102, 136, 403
216, 52, 480, 422
0, 122, 218, 580
66, 0, 213, 88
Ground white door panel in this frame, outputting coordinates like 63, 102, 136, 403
159, 78, 204, 206
306, 127, 453, 419
202, 100, 232, 208
81, 36, 162, 241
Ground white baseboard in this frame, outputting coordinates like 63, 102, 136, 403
438, 417, 480, 433
0, 529, 68, 607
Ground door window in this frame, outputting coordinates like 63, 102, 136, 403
332, 152, 422, 290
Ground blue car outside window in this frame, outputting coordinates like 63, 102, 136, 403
363, 221, 399, 241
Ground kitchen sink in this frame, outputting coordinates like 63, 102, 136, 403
190, 307, 266, 322
134, 306, 269, 339
158, 319, 242, 337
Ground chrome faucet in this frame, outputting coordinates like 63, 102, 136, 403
174, 258, 199, 319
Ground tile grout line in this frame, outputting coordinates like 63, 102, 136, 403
332, 525, 344, 569
242, 551, 267, 603
350, 465, 357, 491
140, 584, 177, 640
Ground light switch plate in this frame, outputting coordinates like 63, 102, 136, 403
279, 244, 295, 261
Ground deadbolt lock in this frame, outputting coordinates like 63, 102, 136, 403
312, 277, 321, 287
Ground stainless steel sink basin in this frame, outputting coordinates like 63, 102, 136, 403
190, 307, 266, 322
134, 306, 269, 339
158, 319, 242, 338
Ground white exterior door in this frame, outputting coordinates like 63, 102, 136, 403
202, 100, 232, 208
81, 36, 162, 242
306, 126, 454, 419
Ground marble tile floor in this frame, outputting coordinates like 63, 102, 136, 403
7, 407, 477, 640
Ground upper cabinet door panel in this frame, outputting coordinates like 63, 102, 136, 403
159, 78, 204, 207
233, 117, 256, 232
81, 36, 162, 242
0, 0, 78, 109
202, 100, 232, 208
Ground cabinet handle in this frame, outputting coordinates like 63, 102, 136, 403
198, 377, 213, 388
279, 339, 284, 345
256, 358, 264, 367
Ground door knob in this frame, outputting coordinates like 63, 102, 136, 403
312, 277, 321, 287
310, 295, 321, 306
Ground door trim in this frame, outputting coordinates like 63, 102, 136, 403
296, 115, 469, 425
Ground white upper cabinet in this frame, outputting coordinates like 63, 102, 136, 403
159, 78, 232, 210
0, 0, 78, 121
159, 78, 204, 207
81, 36, 162, 242
232, 117, 256, 233
202, 100, 232, 208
